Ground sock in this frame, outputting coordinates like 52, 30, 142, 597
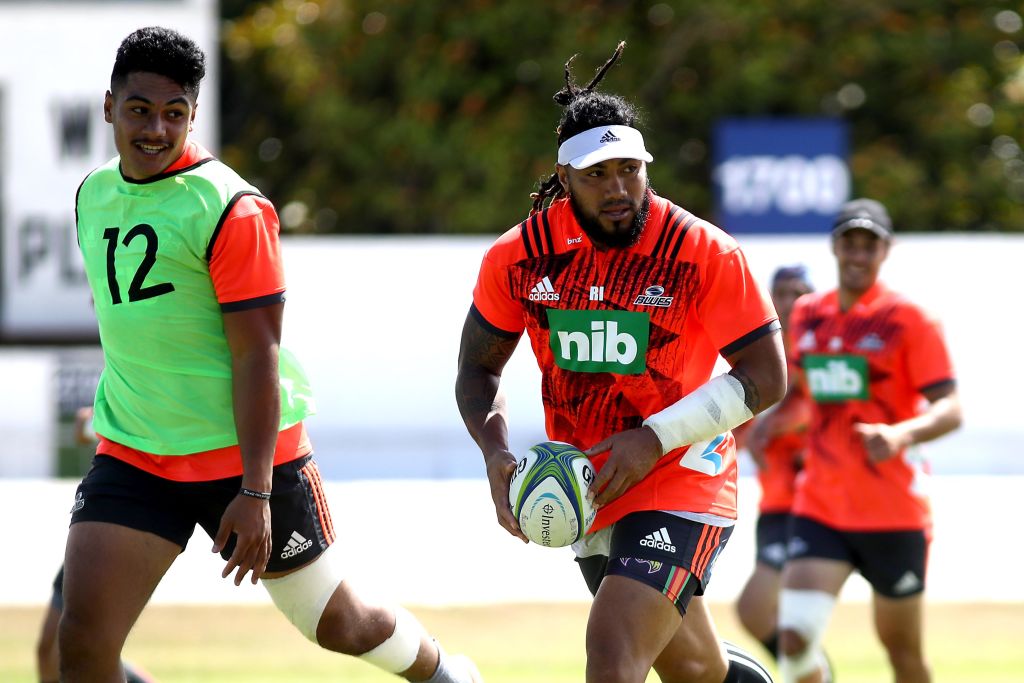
124, 662, 157, 683
722, 641, 774, 682
818, 650, 834, 683
424, 644, 480, 683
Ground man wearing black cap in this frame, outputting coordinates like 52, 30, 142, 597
767, 198, 962, 683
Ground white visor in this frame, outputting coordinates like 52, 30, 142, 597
557, 125, 654, 169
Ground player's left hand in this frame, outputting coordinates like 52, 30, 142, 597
853, 422, 909, 463
585, 426, 663, 508
212, 495, 272, 586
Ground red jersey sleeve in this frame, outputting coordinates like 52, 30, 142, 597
697, 245, 779, 355
209, 194, 287, 308
902, 304, 955, 391
471, 230, 525, 335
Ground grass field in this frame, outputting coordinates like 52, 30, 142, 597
2, 602, 1022, 682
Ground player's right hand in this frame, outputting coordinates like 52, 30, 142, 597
212, 495, 272, 585
484, 449, 529, 543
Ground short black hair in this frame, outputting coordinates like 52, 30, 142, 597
532, 42, 645, 213
111, 26, 206, 97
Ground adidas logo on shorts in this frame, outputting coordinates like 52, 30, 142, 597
640, 527, 676, 553
892, 570, 922, 595
280, 530, 313, 559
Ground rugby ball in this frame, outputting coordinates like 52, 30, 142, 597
508, 441, 597, 547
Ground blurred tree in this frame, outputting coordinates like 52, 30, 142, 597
219, 1, 1024, 233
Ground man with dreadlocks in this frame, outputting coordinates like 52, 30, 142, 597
456, 43, 783, 683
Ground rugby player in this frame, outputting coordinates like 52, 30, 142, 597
456, 42, 781, 683
770, 199, 962, 683
60, 26, 480, 683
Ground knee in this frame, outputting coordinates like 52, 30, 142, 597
586, 646, 644, 683
654, 654, 723, 683
779, 628, 808, 658
57, 608, 121, 675
317, 600, 396, 655
878, 635, 926, 673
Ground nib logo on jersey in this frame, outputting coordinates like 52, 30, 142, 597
546, 309, 649, 374
529, 276, 560, 302
803, 354, 870, 402
280, 530, 313, 559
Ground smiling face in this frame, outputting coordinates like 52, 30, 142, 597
832, 228, 890, 296
558, 157, 650, 248
104, 71, 196, 180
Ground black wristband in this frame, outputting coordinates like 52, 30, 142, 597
239, 487, 271, 500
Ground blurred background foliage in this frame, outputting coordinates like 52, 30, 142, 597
219, 0, 1024, 234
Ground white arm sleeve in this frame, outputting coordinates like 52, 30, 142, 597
642, 373, 753, 454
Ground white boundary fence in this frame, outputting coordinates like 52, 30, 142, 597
5, 475, 1022, 607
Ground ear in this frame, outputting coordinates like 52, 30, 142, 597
103, 91, 113, 124
556, 164, 570, 193
189, 102, 198, 132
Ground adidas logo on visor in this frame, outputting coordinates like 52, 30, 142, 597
599, 130, 621, 144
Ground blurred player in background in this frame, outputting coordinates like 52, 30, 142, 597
60, 26, 480, 683
737, 266, 833, 682
456, 42, 781, 683
763, 199, 962, 683
37, 409, 157, 683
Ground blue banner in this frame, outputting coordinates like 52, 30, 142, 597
713, 118, 849, 233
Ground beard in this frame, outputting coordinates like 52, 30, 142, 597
568, 182, 652, 249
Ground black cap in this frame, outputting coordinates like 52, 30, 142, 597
771, 264, 813, 290
832, 198, 893, 239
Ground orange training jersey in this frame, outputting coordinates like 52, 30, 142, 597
756, 363, 808, 514
788, 282, 955, 531
472, 193, 779, 533
757, 429, 804, 514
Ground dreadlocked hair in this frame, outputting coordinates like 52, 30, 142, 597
530, 41, 644, 214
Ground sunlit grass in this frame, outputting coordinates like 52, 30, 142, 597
2, 602, 1021, 682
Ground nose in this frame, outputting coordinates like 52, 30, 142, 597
143, 114, 166, 137
605, 174, 628, 199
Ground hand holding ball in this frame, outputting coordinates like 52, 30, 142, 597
508, 441, 596, 547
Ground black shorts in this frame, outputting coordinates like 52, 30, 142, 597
70, 453, 336, 573
576, 511, 734, 617
755, 512, 791, 571
787, 515, 928, 598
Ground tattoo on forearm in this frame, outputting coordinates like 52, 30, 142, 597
730, 368, 761, 413
460, 321, 520, 371
456, 318, 519, 428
